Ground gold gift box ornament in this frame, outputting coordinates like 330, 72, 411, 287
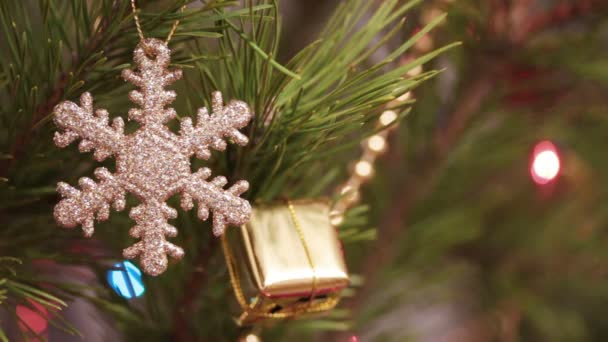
222, 200, 350, 325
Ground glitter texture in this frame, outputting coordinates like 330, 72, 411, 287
53, 38, 253, 276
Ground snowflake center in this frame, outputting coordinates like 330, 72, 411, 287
117, 127, 189, 200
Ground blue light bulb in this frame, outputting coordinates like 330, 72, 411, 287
107, 260, 145, 299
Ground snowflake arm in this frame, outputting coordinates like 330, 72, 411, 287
122, 202, 184, 276
122, 67, 182, 124
53, 92, 125, 161
54, 168, 126, 237
181, 168, 251, 236
180, 91, 252, 159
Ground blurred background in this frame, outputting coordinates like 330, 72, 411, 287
330, 0, 608, 341
2, 0, 608, 341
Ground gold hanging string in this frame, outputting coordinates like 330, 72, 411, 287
286, 200, 318, 308
130, 0, 185, 43
221, 202, 341, 324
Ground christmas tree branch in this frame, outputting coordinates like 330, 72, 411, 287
192, 0, 456, 202
0, 1, 124, 179
0, 0, 235, 180
1, 0, 455, 339
0, 257, 78, 339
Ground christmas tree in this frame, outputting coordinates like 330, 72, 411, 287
1, 0, 607, 341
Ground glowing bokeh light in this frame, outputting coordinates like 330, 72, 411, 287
407, 65, 423, 77
531, 140, 560, 185
340, 184, 353, 195
367, 135, 387, 153
354, 160, 373, 178
16, 301, 48, 334
398, 92, 412, 102
107, 260, 145, 299
379, 110, 398, 126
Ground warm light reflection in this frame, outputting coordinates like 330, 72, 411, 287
330, 209, 345, 225
415, 35, 435, 52
340, 184, 353, 195
330, 214, 344, 226
265, 268, 349, 287
407, 65, 423, 77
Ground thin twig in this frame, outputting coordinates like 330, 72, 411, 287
172, 237, 219, 342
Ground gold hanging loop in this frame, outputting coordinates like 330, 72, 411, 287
130, 0, 185, 43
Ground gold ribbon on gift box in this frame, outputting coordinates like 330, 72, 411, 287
222, 199, 349, 325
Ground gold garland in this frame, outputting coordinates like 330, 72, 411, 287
330, 2, 447, 225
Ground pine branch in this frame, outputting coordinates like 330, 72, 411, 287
0, 0, 233, 180
1, 0, 454, 339
0, 257, 77, 339
0, 1, 124, 179
190, 0, 456, 202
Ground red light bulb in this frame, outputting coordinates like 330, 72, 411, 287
530, 140, 560, 185
16, 301, 48, 335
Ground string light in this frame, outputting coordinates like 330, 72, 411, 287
331, 3, 442, 225
379, 110, 398, 126
245, 334, 261, 342
107, 260, 146, 299
367, 135, 387, 153
332, 71, 424, 226
407, 65, 423, 77
531, 140, 561, 185
398, 91, 412, 102
16, 301, 48, 335
414, 35, 434, 52
354, 160, 374, 178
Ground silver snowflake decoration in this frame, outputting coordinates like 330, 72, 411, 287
52, 38, 253, 276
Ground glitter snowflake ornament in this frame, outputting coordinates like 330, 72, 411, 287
53, 38, 253, 276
